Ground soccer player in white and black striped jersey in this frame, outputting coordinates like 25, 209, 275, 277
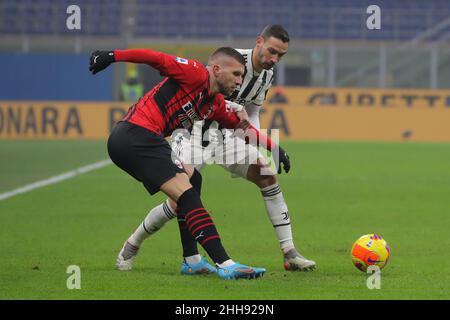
117, 25, 316, 272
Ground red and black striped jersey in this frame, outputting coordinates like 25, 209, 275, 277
114, 49, 240, 137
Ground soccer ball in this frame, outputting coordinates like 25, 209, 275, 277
351, 234, 390, 272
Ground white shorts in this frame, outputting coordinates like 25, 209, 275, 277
171, 128, 267, 178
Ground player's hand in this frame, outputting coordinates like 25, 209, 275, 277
89, 50, 115, 75
235, 109, 250, 131
225, 100, 244, 113
274, 146, 291, 174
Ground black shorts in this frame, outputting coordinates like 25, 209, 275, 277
107, 121, 185, 195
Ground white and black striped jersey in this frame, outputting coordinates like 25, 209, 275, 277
226, 49, 275, 108
197, 48, 275, 139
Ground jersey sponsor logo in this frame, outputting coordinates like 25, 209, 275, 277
178, 114, 191, 129
178, 91, 213, 129
175, 57, 188, 64
179, 101, 201, 129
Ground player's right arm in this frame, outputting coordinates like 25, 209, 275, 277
211, 96, 291, 174
89, 49, 203, 84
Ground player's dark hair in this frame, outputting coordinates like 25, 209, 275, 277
209, 47, 246, 66
260, 24, 290, 43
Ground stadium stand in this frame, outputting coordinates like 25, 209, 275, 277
1, 0, 449, 40
0, 0, 121, 36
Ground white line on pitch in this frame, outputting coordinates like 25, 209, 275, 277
0, 159, 112, 201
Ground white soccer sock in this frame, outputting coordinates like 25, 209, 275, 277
185, 254, 202, 265
217, 259, 236, 268
127, 199, 177, 247
261, 184, 295, 253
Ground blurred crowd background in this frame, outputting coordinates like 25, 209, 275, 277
0, 0, 449, 141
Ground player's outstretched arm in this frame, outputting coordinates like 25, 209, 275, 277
90, 49, 202, 84
247, 124, 291, 174
232, 124, 291, 174
212, 98, 291, 174
89, 50, 115, 75
89, 49, 164, 75
273, 144, 291, 174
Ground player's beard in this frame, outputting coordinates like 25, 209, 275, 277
257, 50, 274, 70
260, 57, 274, 69
218, 81, 234, 96
262, 61, 274, 69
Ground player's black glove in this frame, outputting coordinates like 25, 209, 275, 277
89, 50, 115, 75
274, 146, 291, 174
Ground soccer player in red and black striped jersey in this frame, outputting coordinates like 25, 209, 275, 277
89, 47, 290, 279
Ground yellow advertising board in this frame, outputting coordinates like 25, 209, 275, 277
1, 87, 450, 141
261, 87, 450, 142
0, 101, 129, 139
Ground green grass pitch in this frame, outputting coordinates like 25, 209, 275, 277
1, 140, 450, 299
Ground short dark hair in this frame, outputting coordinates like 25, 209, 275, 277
209, 47, 246, 66
260, 24, 290, 43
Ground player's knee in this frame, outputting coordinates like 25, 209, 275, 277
177, 187, 202, 212
167, 198, 177, 213
183, 163, 195, 178
256, 173, 277, 188
159, 172, 192, 202
189, 169, 202, 195
247, 164, 277, 188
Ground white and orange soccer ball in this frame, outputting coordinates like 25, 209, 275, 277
351, 234, 390, 272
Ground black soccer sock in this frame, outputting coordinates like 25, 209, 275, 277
177, 169, 202, 258
177, 187, 230, 264
177, 208, 199, 258
190, 169, 202, 194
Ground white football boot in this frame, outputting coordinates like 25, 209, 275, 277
115, 241, 139, 271
283, 248, 316, 271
